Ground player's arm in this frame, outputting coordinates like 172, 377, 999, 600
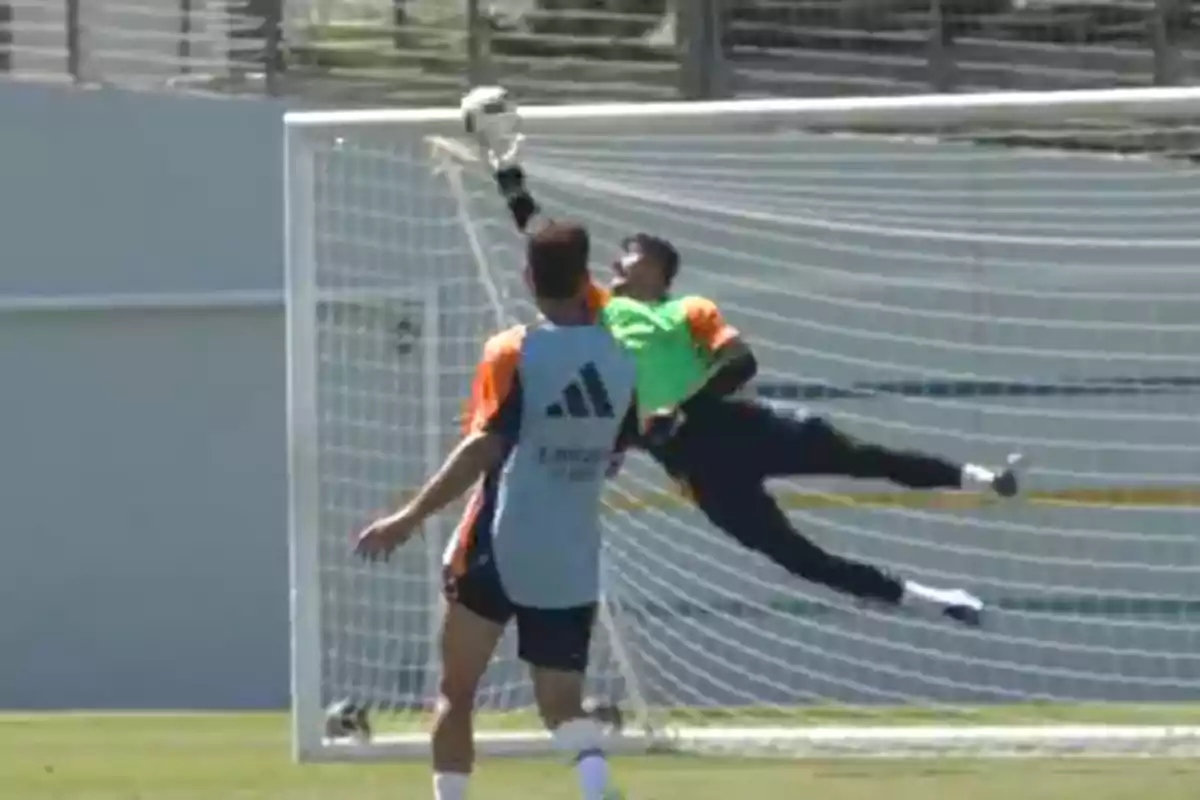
407, 335, 521, 522
356, 429, 506, 560
356, 335, 521, 558
682, 296, 758, 404
404, 434, 505, 524
606, 396, 641, 477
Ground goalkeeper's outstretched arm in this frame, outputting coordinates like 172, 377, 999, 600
458, 85, 546, 236
694, 338, 757, 402
492, 162, 618, 318
461, 85, 616, 316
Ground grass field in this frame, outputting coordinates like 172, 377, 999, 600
4, 711, 1200, 799
366, 702, 1200, 732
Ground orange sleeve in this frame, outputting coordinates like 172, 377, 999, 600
584, 281, 611, 319
682, 296, 739, 353
463, 326, 523, 435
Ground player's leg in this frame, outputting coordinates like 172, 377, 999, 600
432, 565, 513, 800
520, 604, 622, 800
685, 470, 984, 625
710, 399, 1021, 496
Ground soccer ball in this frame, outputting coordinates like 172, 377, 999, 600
460, 85, 523, 168
324, 699, 372, 742
461, 85, 512, 135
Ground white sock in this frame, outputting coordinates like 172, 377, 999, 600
960, 463, 996, 489
903, 580, 966, 608
433, 772, 469, 800
575, 751, 611, 800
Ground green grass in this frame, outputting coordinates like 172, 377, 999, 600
3, 711, 1199, 799
367, 702, 1200, 734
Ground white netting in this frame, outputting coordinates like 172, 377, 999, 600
287, 92, 1200, 760
295, 132, 649, 751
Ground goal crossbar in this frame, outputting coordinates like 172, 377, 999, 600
285, 86, 1200, 135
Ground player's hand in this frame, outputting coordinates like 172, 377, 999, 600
354, 509, 420, 562
642, 407, 686, 449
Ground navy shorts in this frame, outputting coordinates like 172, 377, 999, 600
651, 396, 836, 482
443, 557, 596, 674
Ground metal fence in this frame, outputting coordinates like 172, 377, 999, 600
0, 0, 1197, 104
0, 1, 277, 89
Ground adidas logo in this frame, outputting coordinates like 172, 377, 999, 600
546, 362, 615, 419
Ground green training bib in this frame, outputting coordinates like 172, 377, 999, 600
599, 296, 710, 417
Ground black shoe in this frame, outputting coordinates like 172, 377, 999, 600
991, 453, 1025, 499
942, 591, 985, 628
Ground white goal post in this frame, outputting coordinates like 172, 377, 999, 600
285, 87, 1200, 763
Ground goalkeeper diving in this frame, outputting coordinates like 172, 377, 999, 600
462, 86, 1023, 627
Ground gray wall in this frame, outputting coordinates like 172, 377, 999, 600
1, 82, 1197, 714
0, 83, 289, 709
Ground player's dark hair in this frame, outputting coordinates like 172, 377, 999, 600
527, 221, 590, 300
623, 233, 679, 286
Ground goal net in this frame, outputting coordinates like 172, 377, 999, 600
285, 88, 1200, 762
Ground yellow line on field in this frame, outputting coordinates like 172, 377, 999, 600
603, 486, 1200, 511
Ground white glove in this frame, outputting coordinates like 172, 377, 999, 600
461, 85, 523, 171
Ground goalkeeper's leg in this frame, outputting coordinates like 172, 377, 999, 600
697, 399, 1021, 497
683, 470, 984, 626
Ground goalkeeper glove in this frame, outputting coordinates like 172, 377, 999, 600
642, 393, 720, 451
642, 407, 686, 450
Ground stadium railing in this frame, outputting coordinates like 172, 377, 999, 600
0, 1, 1195, 103
0, 0, 280, 90
724, 0, 1198, 96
